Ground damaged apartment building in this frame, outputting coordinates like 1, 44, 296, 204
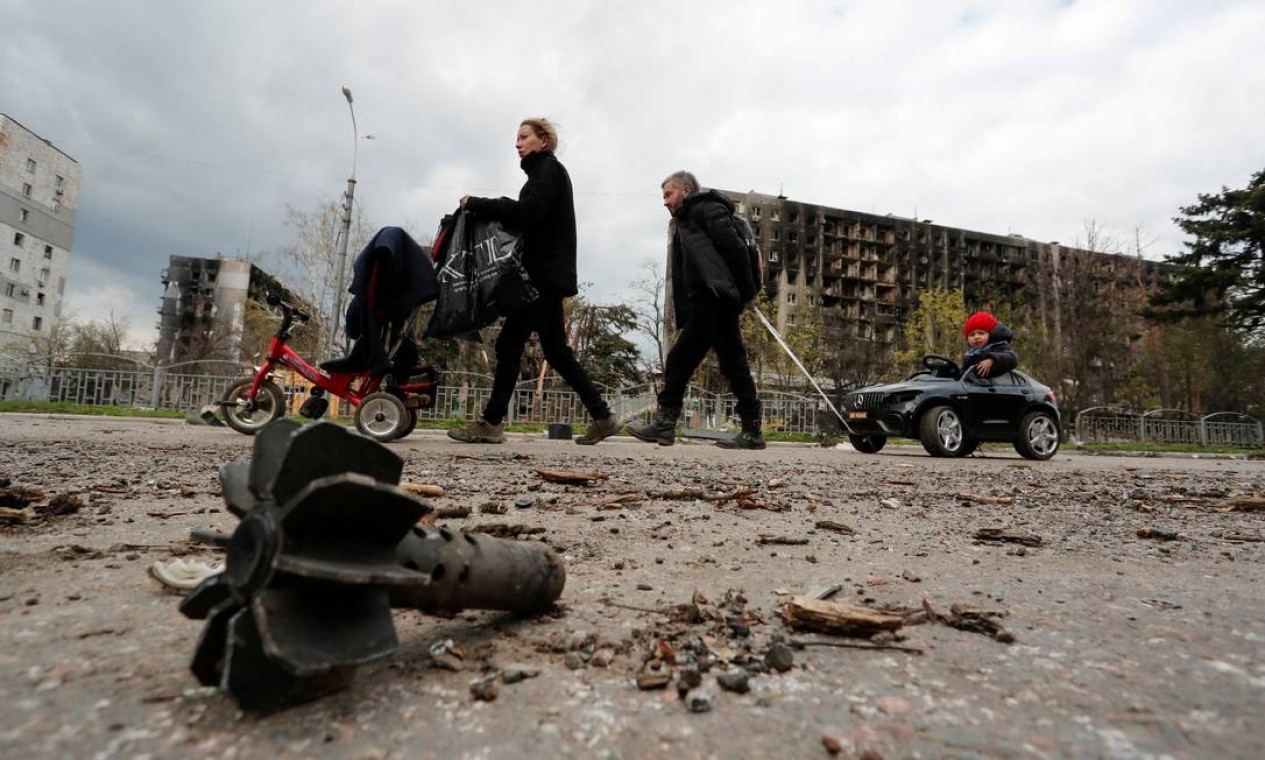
156, 255, 299, 366
721, 190, 1168, 358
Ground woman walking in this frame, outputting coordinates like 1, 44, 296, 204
448, 118, 619, 445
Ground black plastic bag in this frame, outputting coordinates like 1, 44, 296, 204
425, 210, 538, 339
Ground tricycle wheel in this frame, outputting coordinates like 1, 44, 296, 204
355, 392, 410, 442
398, 409, 419, 439
221, 379, 286, 435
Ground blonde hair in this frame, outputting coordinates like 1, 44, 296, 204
521, 117, 559, 152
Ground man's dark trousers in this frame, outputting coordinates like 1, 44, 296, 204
658, 292, 760, 421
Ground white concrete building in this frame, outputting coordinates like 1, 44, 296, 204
0, 114, 79, 352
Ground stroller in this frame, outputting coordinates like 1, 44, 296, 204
219, 227, 441, 442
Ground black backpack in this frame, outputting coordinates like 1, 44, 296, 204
731, 212, 763, 300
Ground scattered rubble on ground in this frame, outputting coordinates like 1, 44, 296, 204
1, 419, 1262, 757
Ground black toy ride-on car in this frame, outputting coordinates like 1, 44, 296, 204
840, 355, 1062, 460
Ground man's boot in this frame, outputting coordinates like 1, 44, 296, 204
717, 416, 766, 450
626, 406, 680, 446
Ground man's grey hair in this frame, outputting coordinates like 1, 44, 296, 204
661, 171, 700, 193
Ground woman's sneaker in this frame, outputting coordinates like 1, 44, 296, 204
447, 419, 505, 444
576, 415, 621, 445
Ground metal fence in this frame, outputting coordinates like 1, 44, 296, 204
1075, 407, 1264, 448
420, 380, 822, 433
0, 359, 247, 413
0, 361, 827, 434
7, 360, 1262, 445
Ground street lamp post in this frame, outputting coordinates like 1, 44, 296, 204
326, 85, 360, 361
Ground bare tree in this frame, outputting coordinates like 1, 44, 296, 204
268, 198, 376, 356
2, 314, 74, 381
1023, 220, 1147, 419
67, 311, 139, 368
628, 260, 667, 379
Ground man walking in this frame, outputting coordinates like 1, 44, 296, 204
627, 171, 765, 450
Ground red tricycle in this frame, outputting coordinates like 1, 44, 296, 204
219, 291, 438, 442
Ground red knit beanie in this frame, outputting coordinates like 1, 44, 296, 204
963, 311, 998, 337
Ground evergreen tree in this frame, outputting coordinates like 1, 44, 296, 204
1149, 168, 1265, 331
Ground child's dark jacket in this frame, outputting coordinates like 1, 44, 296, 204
963, 322, 1018, 375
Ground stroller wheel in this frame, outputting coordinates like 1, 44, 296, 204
355, 392, 410, 442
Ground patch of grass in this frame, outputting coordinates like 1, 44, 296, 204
763, 430, 818, 443
1076, 441, 1262, 456
0, 400, 184, 419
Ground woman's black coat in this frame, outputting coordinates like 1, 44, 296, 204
464, 150, 578, 297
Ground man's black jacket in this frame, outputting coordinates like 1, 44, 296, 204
464, 150, 578, 297
669, 189, 757, 325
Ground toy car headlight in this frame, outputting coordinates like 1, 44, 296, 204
886, 391, 921, 407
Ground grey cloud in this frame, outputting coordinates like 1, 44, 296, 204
2, 0, 1262, 348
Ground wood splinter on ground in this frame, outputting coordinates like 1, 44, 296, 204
781, 596, 905, 636
399, 482, 446, 498
923, 598, 1016, 643
973, 528, 1043, 547
534, 467, 609, 485
1220, 496, 1265, 512
956, 492, 1015, 505
814, 520, 857, 535
594, 494, 642, 510
757, 533, 810, 546
0, 506, 34, 523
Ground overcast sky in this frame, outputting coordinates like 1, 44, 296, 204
5, 0, 1264, 349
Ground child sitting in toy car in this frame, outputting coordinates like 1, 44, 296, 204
962, 311, 1018, 378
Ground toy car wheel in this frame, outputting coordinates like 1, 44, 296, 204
355, 392, 410, 442
919, 405, 968, 457
1014, 411, 1060, 460
848, 433, 887, 454
221, 379, 286, 435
